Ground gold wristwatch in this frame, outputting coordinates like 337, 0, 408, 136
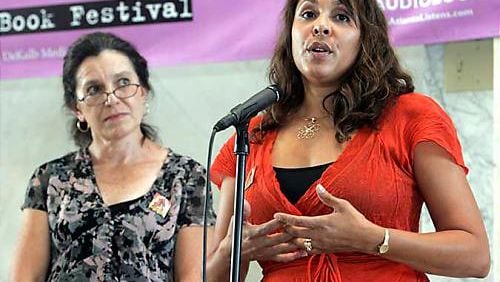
377, 228, 390, 254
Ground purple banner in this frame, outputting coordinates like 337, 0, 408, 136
0, 0, 499, 80
0, 0, 284, 80
381, 0, 500, 46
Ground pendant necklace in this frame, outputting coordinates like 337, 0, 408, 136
297, 115, 331, 139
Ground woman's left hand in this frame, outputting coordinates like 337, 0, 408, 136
274, 184, 383, 255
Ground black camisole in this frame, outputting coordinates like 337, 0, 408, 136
274, 163, 332, 204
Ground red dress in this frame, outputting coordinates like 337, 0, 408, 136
211, 93, 467, 281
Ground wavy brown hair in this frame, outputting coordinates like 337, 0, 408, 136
255, 0, 414, 143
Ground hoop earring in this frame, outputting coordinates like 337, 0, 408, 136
76, 120, 89, 133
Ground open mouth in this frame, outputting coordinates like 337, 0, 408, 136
307, 41, 333, 54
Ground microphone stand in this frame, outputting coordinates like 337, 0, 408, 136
230, 121, 249, 282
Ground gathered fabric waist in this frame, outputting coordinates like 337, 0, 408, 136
263, 253, 342, 282
261, 253, 427, 282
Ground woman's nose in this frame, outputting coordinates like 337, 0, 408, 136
104, 91, 120, 106
313, 24, 330, 37
312, 14, 331, 37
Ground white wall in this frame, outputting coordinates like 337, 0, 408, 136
493, 37, 500, 282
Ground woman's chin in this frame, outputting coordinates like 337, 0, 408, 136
99, 126, 137, 142
303, 72, 339, 88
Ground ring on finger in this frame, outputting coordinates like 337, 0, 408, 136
304, 238, 313, 253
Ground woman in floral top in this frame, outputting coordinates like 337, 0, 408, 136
12, 32, 216, 281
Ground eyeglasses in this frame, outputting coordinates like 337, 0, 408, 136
78, 83, 141, 106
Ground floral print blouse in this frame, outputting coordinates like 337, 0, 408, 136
22, 148, 216, 281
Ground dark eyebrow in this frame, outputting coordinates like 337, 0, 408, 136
297, 0, 317, 7
297, 0, 345, 9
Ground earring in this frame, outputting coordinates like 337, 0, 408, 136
76, 120, 89, 133
145, 102, 150, 115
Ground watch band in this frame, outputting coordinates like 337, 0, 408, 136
377, 228, 390, 254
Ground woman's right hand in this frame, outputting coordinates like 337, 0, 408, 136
207, 177, 304, 281
220, 200, 305, 263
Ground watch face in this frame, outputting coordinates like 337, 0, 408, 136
379, 245, 389, 254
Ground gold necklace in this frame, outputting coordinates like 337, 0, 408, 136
297, 115, 330, 139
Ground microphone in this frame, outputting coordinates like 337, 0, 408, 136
213, 85, 282, 132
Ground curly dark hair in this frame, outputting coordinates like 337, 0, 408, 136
256, 0, 414, 143
62, 32, 157, 148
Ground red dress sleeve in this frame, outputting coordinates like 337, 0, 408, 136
210, 116, 266, 187
210, 133, 237, 187
399, 94, 468, 174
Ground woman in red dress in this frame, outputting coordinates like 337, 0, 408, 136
207, 0, 490, 281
